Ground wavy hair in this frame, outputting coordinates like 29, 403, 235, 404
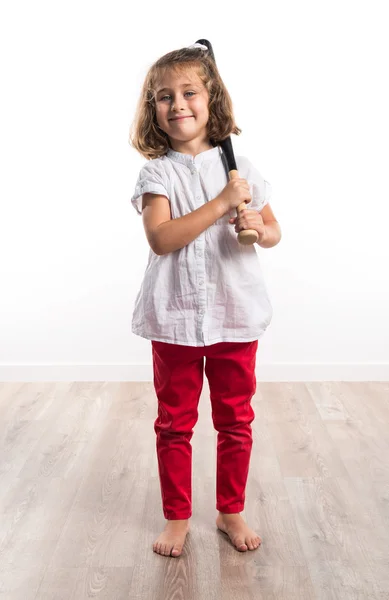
129, 46, 242, 160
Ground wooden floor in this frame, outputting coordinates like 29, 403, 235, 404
0, 381, 388, 599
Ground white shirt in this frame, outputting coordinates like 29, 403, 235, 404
130, 145, 273, 347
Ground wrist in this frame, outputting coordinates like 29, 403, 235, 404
214, 195, 229, 217
260, 225, 269, 244
256, 222, 282, 248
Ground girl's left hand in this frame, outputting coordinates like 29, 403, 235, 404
229, 209, 267, 243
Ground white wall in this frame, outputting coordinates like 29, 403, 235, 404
0, 0, 388, 382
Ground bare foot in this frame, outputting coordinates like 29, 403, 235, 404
216, 513, 262, 552
153, 519, 190, 557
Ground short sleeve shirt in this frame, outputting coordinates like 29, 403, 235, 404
130, 145, 273, 346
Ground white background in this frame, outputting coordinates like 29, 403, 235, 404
0, 0, 388, 381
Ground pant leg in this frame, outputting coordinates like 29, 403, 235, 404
204, 340, 258, 514
152, 341, 204, 520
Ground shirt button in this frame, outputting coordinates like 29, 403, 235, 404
196, 196, 200, 200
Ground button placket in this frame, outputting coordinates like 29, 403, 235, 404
195, 232, 207, 332
187, 157, 209, 343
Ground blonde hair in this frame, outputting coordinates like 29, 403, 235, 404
129, 46, 242, 160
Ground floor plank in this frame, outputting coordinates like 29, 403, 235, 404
0, 381, 387, 599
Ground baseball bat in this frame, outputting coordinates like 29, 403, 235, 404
195, 38, 259, 245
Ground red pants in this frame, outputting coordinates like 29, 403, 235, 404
151, 340, 258, 520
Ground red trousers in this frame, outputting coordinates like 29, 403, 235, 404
151, 339, 258, 520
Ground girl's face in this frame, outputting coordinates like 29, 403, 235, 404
154, 68, 210, 148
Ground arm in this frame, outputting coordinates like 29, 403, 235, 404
142, 193, 227, 256
256, 221, 282, 248
256, 203, 282, 248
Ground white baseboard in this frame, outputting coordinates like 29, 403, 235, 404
0, 363, 388, 382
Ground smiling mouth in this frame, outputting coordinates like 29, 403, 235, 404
169, 116, 194, 121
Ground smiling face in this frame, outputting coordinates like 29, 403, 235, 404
154, 67, 212, 153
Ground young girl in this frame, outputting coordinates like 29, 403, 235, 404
129, 43, 281, 558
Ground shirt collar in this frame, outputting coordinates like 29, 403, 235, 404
166, 145, 222, 168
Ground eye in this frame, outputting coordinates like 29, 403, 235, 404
159, 91, 196, 101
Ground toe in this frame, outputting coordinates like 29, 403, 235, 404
247, 539, 255, 551
235, 538, 248, 551
171, 544, 182, 557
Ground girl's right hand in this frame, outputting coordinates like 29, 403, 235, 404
217, 178, 252, 213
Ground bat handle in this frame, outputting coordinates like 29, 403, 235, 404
229, 170, 259, 246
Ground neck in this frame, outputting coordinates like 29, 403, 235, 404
168, 138, 214, 157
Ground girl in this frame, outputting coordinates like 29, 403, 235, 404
129, 43, 281, 558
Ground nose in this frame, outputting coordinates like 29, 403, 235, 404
171, 96, 186, 112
